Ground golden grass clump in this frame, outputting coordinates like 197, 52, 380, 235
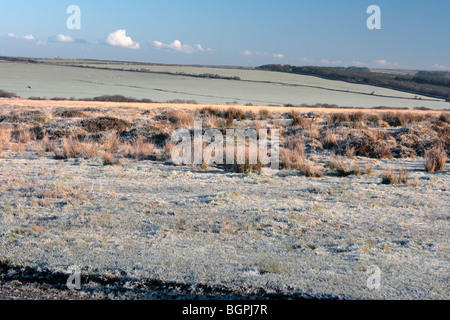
102, 130, 121, 152
54, 137, 99, 159
298, 159, 324, 178
381, 168, 408, 185
322, 130, 338, 149
102, 151, 121, 166
424, 147, 447, 172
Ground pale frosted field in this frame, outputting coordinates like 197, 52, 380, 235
0, 61, 448, 109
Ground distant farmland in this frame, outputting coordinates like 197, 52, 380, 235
0, 57, 449, 109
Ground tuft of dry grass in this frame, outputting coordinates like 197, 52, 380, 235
322, 130, 338, 149
259, 109, 271, 120
54, 137, 99, 159
345, 145, 356, 159
373, 144, 393, 159
0, 127, 11, 155
364, 161, 375, 176
329, 155, 352, 176
381, 168, 408, 185
298, 159, 324, 178
38, 135, 56, 153
102, 130, 121, 152
163, 141, 175, 161
0, 127, 12, 144
11, 128, 31, 144
101, 151, 121, 166
280, 145, 305, 170
126, 139, 155, 161
424, 147, 447, 172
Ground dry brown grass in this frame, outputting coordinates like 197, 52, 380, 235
10, 142, 24, 153
424, 147, 447, 172
329, 155, 352, 177
322, 130, 338, 149
102, 130, 121, 152
381, 168, 408, 185
0, 127, 11, 143
298, 159, 324, 178
345, 145, 356, 159
54, 137, 99, 159
259, 109, 271, 120
166, 110, 195, 128
280, 147, 305, 170
101, 151, 121, 166
163, 141, 175, 161
364, 161, 375, 176
128, 139, 155, 161
38, 135, 57, 153
11, 128, 31, 144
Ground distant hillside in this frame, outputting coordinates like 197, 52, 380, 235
257, 64, 450, 101
416, 71, 450, 78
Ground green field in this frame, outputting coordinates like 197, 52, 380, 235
1, 58, 449, 109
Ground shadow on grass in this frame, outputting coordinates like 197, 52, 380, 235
0, 259, 344, 300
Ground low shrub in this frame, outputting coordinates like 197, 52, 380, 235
80, 117, 131, 133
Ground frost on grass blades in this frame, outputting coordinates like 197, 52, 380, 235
170, 121, 280, 172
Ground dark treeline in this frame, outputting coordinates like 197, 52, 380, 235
416, 71, 450, 78
257, 65, 450, 101
71, 65, 241, 81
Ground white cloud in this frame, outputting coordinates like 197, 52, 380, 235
35, 41, 47, 46
351, 60, 367, 66
299, 57, 313, 63
375, 59, 388, 66
242, 50, 285, 59
56, 34, 74, 43
7, 33, 35, 41
432, 64, 450, 71
272, 53, 285, 59
106, 29, 140, 49
375, 59, 400, 68
153, 39, 207, 54
321, 59, 343, 65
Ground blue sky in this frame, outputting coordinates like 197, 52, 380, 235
1, 0, 449, 69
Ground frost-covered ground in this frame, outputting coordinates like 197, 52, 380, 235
0, 151, 448, 299
0, 101, 448, 299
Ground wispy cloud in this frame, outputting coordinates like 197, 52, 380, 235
351, 60, 367, 67
272, 53, 285, 59
106, 29, 140, 49
299, 57, 314, 63
7, 33, 35, 41
56, 34, 74, 43
432, 64, 450, 71
321, 59, 343, 65
241, 50, 286, 60
153, 40, 208, 54
374, 59, 400, 68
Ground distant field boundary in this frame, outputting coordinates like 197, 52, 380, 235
1, 98, 449, 114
